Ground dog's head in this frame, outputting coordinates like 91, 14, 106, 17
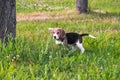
48, 28, 66, 40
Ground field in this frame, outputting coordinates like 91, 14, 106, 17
0, 0, 120, 80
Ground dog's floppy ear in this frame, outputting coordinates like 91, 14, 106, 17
59, 29, 66, 39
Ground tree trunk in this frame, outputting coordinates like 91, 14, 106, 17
0, 0, 16, 42
76, 0, 88, 13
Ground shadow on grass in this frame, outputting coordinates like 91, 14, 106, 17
88, 10, 120, 18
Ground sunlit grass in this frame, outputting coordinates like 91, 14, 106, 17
0, 18, 120, 79
17, 0, 120, 13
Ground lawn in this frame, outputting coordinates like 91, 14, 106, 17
0, 0, 120, 80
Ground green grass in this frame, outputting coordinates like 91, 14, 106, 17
17, 0, 120, 13
0, 0, 120, 80
16, 0, 75, 13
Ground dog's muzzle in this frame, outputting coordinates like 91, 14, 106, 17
53, 36, 60, 40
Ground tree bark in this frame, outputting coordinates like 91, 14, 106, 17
0, 0, 16, 42
76, 0, 88, 13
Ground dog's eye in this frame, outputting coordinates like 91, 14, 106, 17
57, 32, 59, 34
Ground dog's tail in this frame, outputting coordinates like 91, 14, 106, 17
80, 33, 96, 38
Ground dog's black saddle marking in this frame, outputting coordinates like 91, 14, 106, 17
65, 32, 89, 44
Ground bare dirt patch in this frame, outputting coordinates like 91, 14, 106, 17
17, 9, 119, 23
17, 12, 65, 21
16, 9, 79, 21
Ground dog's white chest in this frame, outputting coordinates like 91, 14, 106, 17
55, 40, 63, 44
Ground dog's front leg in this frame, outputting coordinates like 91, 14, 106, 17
63, 39, 67, 46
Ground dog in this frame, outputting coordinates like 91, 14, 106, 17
48, 28, 96, 53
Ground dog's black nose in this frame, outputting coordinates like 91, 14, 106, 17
54, 36, 56, 39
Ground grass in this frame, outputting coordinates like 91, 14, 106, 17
16, 0, 75, 13
0, 0, 120, 80
16, 0, 120, 13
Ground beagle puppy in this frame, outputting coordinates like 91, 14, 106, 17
48, 28, 96, 53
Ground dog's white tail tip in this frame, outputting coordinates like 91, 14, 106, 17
89, 35, 96, 38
